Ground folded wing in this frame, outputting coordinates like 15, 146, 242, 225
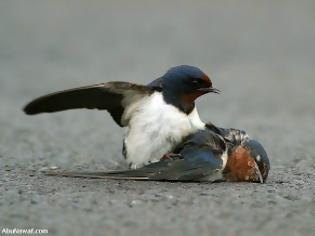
45, 130, 226, 182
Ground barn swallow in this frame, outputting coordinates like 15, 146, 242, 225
23, 65, 219, 169
206, 123, 270, 182
45, 128, 270, 183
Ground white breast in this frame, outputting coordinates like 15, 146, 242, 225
123, 92, 205, 169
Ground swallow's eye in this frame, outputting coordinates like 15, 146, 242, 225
192, 79, 201, 84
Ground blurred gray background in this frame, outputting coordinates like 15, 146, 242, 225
0, 1, 314, 236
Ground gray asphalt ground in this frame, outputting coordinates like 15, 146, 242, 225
0, 1, 314, 236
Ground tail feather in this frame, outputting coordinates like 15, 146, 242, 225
44, 170, 151, 180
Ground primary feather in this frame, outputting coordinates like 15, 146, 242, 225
24, 82, 152, 127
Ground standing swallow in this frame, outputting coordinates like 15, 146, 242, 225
23, 65, 219, 169
45, 127, 270, 183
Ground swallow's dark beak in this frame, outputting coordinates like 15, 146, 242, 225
197, 87, 220, 94
253, 161, 264, 184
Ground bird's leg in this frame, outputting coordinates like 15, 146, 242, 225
161, 152, 183, 160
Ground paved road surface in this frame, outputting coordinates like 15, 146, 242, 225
0, 1, 314, 236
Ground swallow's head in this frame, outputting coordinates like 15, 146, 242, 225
224, 139, 270, 183
242, 139, 270, 182
162, 65, 219, 103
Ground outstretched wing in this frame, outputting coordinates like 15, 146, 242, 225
147, 77, 163, 91
23, 82, 153, 127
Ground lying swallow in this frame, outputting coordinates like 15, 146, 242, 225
24, 65, 219, 169
206, 122, 270, 182
45, 127, 270, 183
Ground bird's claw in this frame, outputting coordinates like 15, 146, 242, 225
162, 152, 183, 160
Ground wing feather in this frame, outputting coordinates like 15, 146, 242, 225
23, 82, 152, 126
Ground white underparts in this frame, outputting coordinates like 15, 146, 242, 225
123, 92, 205, 169
221, 149, 228, 170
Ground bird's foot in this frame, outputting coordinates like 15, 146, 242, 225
162, 152, 183, 160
